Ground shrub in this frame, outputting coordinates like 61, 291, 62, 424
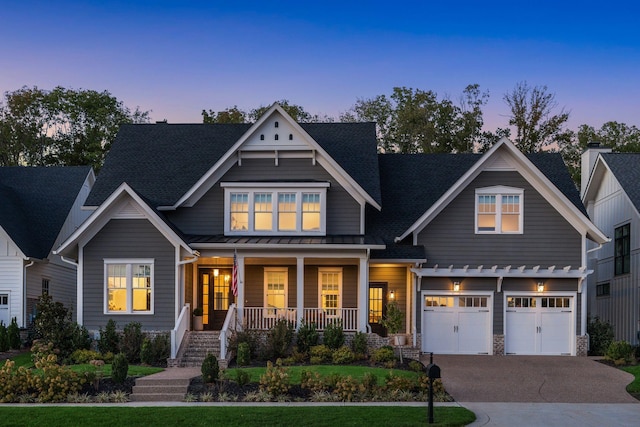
417, 375, 445, 394
332, 346, 355, 365
0, 360, 33, 402
32, 354, 85, 402
30, 340, 57, 365
309, 345, 333, 364
98, 319, 120, 355
300, 369, 325, 392
8, 318, 21, 350
237, 342, 251, 366
140, 334, 170, 367
351, 331, 368, 357
371, 346, 396, 364
121, 322, 144, 364
71, 349, 103, 364
201, 353, 219, 383
361, 371, 378, 392
296, 320, 319, 354
111, 353, 129, 384
333, 375, 363, 401
234, 369, 250, 386
385, 371, 416, 392
259, 361, 290, 396
264, 319, 294, 360
606, 340, 635, 365
323, 320, 344, 350
588, 316, 615, 356
0, 322, 8, 352
228, 330, 260, 361
409, 360, 424, 373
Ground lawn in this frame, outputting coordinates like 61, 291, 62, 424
0, 406, 475, 427
621, 365, 640, 396
224, 364, 420, 385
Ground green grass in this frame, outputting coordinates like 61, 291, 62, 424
0, 406, 475, 427
6, 351, 33, 368
224, 364, 420, 385
621, 365, 640, 394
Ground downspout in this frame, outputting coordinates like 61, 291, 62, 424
24, 259, 35, 328
60, 256, 79, 324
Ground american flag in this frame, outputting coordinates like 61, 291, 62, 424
231, 250, 238, 298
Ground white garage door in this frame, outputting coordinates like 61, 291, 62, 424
505, 296, 573, 355
422, 294, 492, 355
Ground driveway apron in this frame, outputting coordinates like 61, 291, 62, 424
422, 355, 637, 403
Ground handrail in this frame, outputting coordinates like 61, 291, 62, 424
219, 303, 237, 360
170, 303, 190, 359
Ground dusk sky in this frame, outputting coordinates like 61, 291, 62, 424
2, 1, 639, 131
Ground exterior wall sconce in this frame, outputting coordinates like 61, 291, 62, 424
213, 269, 219, 277
537, 281, 545, 293
389, 290, 395, 300
453, 281, 460, 292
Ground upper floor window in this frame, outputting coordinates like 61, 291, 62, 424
105, 259, 154, 314
222, 183, 328, 235
475, 186, 523, 234
615, 223, 630, 275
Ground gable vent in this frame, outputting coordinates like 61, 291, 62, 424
113, 201, 145, 219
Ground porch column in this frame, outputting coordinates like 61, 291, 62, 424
358, 255, 368, 332
237, 254, 245, 326
296, 256, 304, 329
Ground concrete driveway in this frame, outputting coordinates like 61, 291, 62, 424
421, 355, 637, 403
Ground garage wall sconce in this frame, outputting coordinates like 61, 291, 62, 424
537, 281, 545, 293
453, 281, 461, 292
389, 290, 395, 300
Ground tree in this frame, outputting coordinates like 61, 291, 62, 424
503, 81, 571, 153
201, 100, 329, 124
0, 86, 150, 170
342, 85, 488, 153
202, 106, 246, 124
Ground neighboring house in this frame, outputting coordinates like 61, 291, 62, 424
582, 143, 640, 345
55, 104, 607, 359
0, 166, 94, 327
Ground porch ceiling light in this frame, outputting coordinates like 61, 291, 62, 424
537, 281, 544, 293
453, 281, 460, 292
213, 269, 219, 277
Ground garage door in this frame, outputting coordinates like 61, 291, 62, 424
422, 294, 492, 354
505, 296, 573, 355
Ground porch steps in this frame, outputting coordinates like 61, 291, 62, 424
176, 331, 222, 367
130, 368, 200, 402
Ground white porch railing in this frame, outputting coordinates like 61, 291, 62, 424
242, 307, 359, 331
170, 303, 190, 359
219, 303, 238, 360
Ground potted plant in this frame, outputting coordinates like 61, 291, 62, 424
380, 301, 406, 346
193, 307, 204, 331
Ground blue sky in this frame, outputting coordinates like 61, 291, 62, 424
2, 1, 639, 131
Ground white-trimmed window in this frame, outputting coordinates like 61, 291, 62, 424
105, 259, 154, 314
222, 183, 328, 235
475, 186, 523, 234
319, 268, 342, 317
264, 268, 288, 317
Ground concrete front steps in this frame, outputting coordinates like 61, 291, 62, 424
174, 331, 222, 367
130, 368, 201, 402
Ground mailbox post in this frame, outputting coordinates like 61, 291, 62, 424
425, 353, 441, 424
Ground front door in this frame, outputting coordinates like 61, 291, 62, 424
199, 268, 234, 330
369, 283, 387, 336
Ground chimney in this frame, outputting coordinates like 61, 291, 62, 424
580, 141, 612, 197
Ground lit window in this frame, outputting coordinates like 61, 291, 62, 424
475, 187, 523, 234
319, 268, 342, 317
265, 268, 287, 317
223, 184, 328, 235
105, 260, 153, 314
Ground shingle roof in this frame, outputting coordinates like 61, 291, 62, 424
86, 122, 381, 207
601, 153, 640, 212
366, 152, 586, 244
0, 166, 91, 259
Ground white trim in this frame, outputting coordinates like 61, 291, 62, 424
318, 267, 343, 317
412, 266, 591, 280
221, 182, 330, 189
103, 258, 155, 315
475, 186, 524, 234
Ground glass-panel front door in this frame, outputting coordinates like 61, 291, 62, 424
199, 268, 233, 330
369, 283, 387, 336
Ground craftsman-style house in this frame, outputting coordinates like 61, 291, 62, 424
55, 104, 606, 360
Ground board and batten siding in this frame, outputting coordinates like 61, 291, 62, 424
82, 219, 177, 331
166, 158, 361, 235
26, 262, 77, 318
418, 171, 582, 268
588, 167, 640, 344
370, 266, 409, 332
0, 257, 23, 326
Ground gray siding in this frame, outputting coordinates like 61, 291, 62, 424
26, 262, 77, 320
82, 219, 176, 331
167, 158, 361, 235
418, 171, 582, 267
370, 266, 408, 332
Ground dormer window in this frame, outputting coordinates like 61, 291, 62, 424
475, 186, 523, 234
222, 183, 328, 235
